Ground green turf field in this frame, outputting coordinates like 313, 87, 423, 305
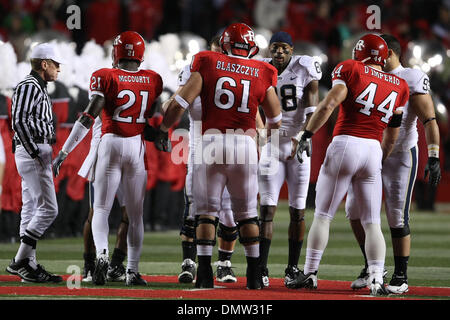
1, 201, 449, 288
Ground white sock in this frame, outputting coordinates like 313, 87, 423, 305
126, 218, 144, 273
197, 245, 213, 256
368, 261, 385, 284
243, 243, 259, 258
15, 243, 34, 263
362, 223, 386, 262
92, 208, 110, 258
304, 248, 323, 274
303, 216, 330, 273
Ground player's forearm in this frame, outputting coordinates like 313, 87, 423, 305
306, 84, 346, 134
161, 103, 186, 132
381, 127, 399, 161
424, 122, 440, 149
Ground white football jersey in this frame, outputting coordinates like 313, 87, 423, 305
261, 55, 322, 137
177, 64, 202, 151
389, 65, 430, 152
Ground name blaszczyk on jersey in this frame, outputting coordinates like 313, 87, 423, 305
216, 61, 260, 77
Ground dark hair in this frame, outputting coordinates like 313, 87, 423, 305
380, 34, 402, 57
209, 35, 221, 48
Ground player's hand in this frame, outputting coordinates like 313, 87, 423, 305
154, 127, 172, 152
143, 124, 158, 142
256, 128, 267, 148
52, 150, 68, 177
424, 157, 441, 188
290, 131, 312, 163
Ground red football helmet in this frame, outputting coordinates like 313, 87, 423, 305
220, 23, 259, 58
352, 34, 388, 67
112, 31, 145, 67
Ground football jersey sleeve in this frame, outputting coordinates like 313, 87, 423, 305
331, 60, 355, 87
298, 55, 322, 85
405, 69, 430, 95
190, 51, 207, 75
399, 79, 410, 110
177, 64, 191, 87
89, 68, 113, 99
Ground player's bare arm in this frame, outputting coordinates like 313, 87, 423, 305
381, 109, 403, 161
409, 93, 441, 186
260, 86, 282, 132
288, 79, 319, 159
52, 94, 105, 176
161, 72, 203, 132
293, 83, 347, 163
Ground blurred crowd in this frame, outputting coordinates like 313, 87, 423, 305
0, 0, 449, 241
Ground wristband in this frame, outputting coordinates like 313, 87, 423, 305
302, 130, 313, 139
174, 95, 190, 109
0, 185, 2, 195
266, 113, 282, 124
428, 144, 439, 158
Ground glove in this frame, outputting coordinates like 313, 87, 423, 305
256, 128, 267, 148
294, 131, 312, 164
52, 150, 68, 177
154, 127, 172, 152
424, 157, 441, 188
143, 124, 158, 142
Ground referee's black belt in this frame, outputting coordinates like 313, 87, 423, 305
15, 136, 56, 145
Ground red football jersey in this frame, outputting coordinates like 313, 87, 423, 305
89, 68, 163, 137
331, 59, 409, 142
190, 51, 277, 134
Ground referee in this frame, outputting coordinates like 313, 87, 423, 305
6, 43, 63, 283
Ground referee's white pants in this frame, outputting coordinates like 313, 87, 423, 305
14, 144, 58, 239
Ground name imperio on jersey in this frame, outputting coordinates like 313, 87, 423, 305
118, 75, 152, 83
216, 61, 260, 77
365, 66, 400, 85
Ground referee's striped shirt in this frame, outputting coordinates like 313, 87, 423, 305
11, 70, 55, 158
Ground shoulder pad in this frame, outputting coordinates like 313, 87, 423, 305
297, 55, 322, 80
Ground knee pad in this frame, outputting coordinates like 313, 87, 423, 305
180, 218, 196, 238
390, 225, 410, 238
259, 206, 276, 223
237, 217, 260, 244
289, 208, 305, 222
217, 223, 238, 242
194, 216, 219, 246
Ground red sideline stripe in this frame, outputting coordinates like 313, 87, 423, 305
1, 275, 449, 299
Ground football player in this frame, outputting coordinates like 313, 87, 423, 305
53, 31, 163, 286
286, 34, 409, 296
257, 31, 321, 288
78, 117, 129, 283
346, 34, 441, 294
172, 35, 240, 284
151, 23, 281, 289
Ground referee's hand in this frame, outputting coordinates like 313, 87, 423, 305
52, 150, 68, 177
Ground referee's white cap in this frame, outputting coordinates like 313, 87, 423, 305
30, 43, 65, 64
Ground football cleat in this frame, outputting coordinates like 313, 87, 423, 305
286, 270, 318, 289
178, 258, 196, 284
6, 258, 41, 283
34, 264, 63, 283
351, 267, 388, 290
369, 279, 389, 296
386, 273, 409, 294
125, 270, 147, 286
107, 264, 126, 282
92, 252, 109, 286
261, 266, 270, 288
284, 265, 301, 287
215, 260, 237, 283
